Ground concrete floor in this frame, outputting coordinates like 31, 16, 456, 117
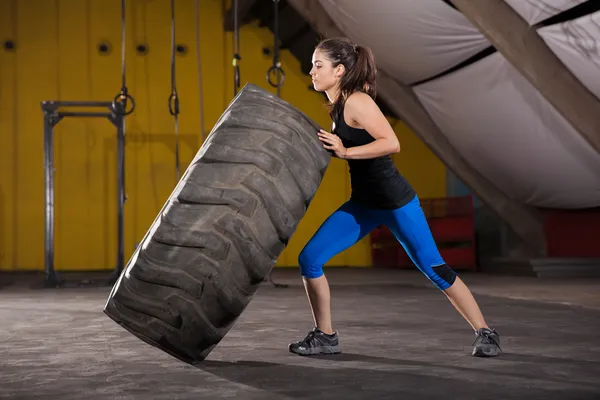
1, 268, 599, 399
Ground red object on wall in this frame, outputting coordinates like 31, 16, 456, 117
542, 208, 600, 258
371, 195, 477, 270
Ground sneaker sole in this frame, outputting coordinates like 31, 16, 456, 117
289, 345, 341, 356
472, 345, 500, 357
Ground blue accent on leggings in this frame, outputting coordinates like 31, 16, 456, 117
298, 195, 455, 290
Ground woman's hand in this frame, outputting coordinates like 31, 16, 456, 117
317, 129, 347, 159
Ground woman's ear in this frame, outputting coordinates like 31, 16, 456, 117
335, 64, 345, 79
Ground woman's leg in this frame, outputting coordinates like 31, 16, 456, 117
290, 201, 379, 355
380, 195, 500, 356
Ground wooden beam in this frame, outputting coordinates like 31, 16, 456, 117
452, 0, 600, 156
287, 0, 547, 256
223, 0, 257, 32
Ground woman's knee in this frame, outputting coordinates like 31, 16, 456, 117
428, 263, 457, 290
298, 247, 324, 279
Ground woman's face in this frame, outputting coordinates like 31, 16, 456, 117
310, 49, 341, 92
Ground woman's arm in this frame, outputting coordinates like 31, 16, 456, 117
318, 92, 400, 160
344, 92, 400, 159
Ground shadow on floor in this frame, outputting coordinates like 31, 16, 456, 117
196, 353, 599, 400
326, 351, 600, 370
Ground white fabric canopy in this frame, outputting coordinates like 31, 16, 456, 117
538, 10, 600, 100
315, 0, 600, 209
504, 0, 587, 25
413, 52, 600, 209
318, 0, 490, 85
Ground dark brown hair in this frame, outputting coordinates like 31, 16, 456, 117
315, 37, 377, 122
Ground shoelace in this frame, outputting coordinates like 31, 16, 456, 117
299, 329, 319, 347
473, 329, 503, 352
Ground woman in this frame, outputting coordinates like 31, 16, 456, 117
288, 37, 501, 358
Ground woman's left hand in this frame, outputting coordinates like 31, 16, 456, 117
317, 129, 347, 159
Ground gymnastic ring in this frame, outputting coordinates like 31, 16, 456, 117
168, 92, 180, 116
112, 92, 136, 116
267, 65, 285, 88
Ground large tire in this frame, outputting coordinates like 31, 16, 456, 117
103, 84, 331, 364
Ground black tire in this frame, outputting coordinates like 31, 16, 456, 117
103, 84, 331, 364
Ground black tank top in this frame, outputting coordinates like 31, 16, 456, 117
333, 107, 416, 210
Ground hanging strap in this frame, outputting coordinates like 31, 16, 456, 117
266, 0, 285, 97
113, 0, 135, 115
195, 0, 206, 143
169, 0, 181, 181
232, 0, 241, 96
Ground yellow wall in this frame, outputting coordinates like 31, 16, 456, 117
0, 0, 445, 271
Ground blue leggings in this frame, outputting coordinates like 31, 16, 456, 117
298, 195, 457, 290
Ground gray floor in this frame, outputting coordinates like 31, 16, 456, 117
1, 268, 599, 399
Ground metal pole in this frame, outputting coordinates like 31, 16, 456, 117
43, 113, 57, 286
57, 111, 113, 118
116, 108, 125, 275
44, 101, 112, 108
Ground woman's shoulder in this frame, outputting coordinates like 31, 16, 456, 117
345, 91, 375, 111
343, 91, 378, 123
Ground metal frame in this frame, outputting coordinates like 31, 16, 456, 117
42, 100, 126, 288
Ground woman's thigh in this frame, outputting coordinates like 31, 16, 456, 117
298, 201, 380, 278
377, 196, 456, 290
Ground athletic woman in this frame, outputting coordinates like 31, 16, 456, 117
288, 37, 501, 358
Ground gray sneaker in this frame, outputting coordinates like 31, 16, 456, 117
288, 328, 341, 356
472, 328, 501, 357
